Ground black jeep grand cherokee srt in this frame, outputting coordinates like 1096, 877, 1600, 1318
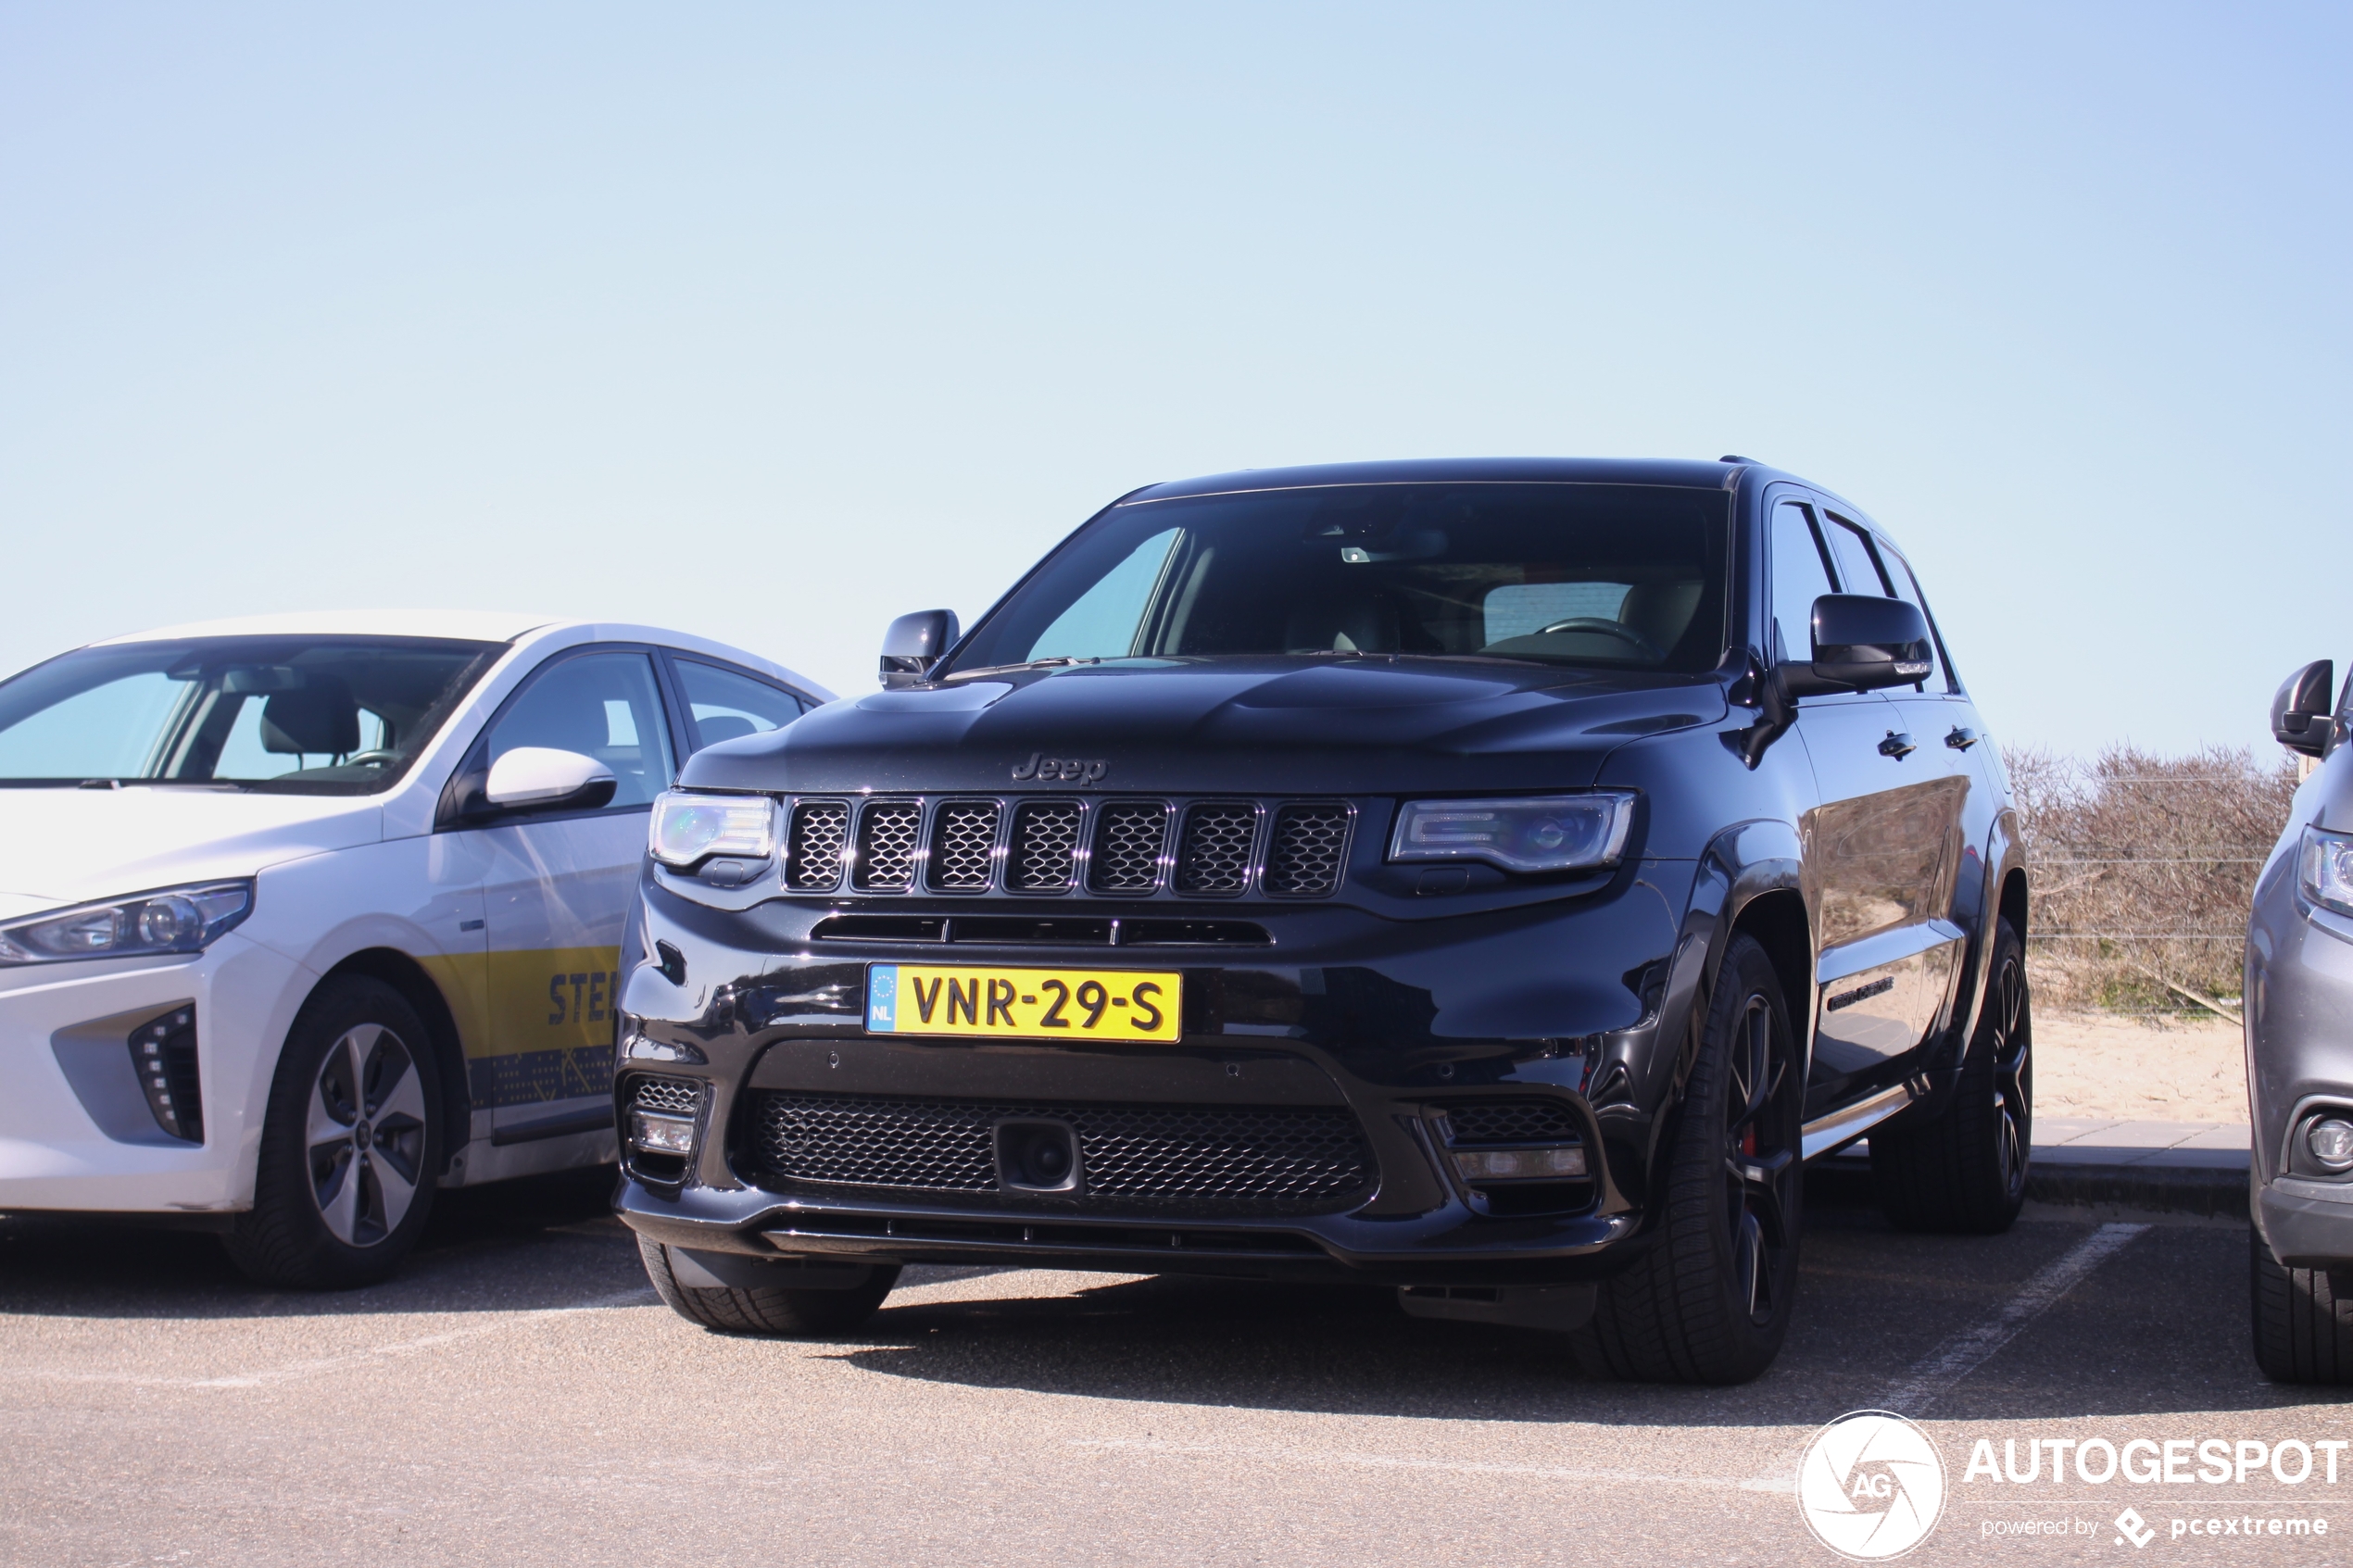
613, 458, 2031, 1384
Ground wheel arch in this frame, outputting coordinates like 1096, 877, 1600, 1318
317, 947, 472, 1174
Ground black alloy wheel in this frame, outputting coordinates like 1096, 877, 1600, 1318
1873, 917, 2032, 1235
1572, 933, 1803, 1384
224, 976, 446, 1289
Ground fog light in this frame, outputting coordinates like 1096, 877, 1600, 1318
2308, 1117, 2353, 1172
1452, 1145, 1587, 1181
628, 1110, 697, 1156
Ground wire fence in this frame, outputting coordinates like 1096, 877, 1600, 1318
2006, 744, 2297, 1024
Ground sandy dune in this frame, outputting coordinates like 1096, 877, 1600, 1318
2031, 1010, 2246, 1123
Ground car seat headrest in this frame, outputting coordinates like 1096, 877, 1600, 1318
259, 682, 360, 755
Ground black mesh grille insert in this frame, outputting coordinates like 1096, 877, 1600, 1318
1441, 1098, 1582, 1145
786, 800, 849, 890
631, 1075, 702, 1115
1008, 800, 1083, 892
853, 799, 922, 890
751, 1093, 1374, 1212
928, 800, 1001, 891
1265, 803, 1350, 896
1088, 802, 1168, 893
1176, 802, 1257, 896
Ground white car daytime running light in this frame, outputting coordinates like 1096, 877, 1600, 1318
649, 791, 778, 869
1390, 794, 1636, 875
2299, 826, 2353, 920
0, 882, 253, 966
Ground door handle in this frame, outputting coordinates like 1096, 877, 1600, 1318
1944, 726, 1979, 751
1878, 731, 1918, 759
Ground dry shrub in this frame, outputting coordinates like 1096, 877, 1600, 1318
2006, 744, 2298, 1018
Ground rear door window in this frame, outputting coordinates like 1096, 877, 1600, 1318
673, 659, 807, 753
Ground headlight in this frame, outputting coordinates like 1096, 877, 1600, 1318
1389, 794, 1637, 874
0, 882, 253, 966
2300, 826, 2353, 920
649, 791, 778, 869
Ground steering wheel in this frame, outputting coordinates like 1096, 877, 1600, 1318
340, 750, 400, 769
1533, 617, 1665, 661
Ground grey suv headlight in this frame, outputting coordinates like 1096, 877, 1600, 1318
1390, 794, 1637, 874
2299, 826, 2353, 920
0, 882, 253, 965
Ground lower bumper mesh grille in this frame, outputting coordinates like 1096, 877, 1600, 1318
750, 1092, 1375, 1213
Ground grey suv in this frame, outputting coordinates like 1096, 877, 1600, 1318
2250, 659, 2353, 1380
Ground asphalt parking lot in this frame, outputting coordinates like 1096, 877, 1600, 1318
4, 1174, 2347, 1567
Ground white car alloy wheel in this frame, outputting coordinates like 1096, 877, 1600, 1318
306, 1023, 430, 1248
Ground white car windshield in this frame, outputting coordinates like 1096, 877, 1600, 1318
0, 635, 500, 792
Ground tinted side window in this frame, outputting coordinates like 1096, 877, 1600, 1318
675, 659, 805, 752
1768, 501, 1837, 664
1822, 515, 1893, 596
1875, 546, 1952, 691
484, 650, 675, 809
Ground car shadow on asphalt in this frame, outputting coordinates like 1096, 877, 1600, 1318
0, 1166, 645, 1322
824, 1189, 2333, 1425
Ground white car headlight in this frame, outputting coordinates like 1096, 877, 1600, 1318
2300, 825, 2353, 920
0, 882, 253, 966
1390, 794, 1637, 875
649, 791, 778, 869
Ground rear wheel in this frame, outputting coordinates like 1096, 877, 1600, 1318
638, 1236, 900, 1336
2251, 1231, 2353, 1384
1873, 917, 2032, 1234
223, 977, 444, 1289
1571, 933, 1803, 1384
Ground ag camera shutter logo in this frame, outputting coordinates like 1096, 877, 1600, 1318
1798, 1410, 1947, 1560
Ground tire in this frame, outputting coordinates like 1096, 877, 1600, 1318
1570, 933, 1804, 1385
2251, 1230, 2353, 1383
222, 976, 445, 1289
638, 1236, 900, 1336
1872, 917, 2032, 1235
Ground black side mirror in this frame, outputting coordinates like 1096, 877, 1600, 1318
1780, 595, 1934, 696
2271, 659, 2334, 758
879, 608, 961, 689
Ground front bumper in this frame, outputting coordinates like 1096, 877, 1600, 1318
0, 933, 302, 1214
2248, 883, 2353, 1264
611, 867, 1696, 1285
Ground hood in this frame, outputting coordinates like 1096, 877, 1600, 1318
679, 657, 1729, 796
0, 788, 384, 917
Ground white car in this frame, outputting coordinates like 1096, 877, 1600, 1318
0, 610, 828, 1286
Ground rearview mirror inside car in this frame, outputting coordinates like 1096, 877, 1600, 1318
2271, 659, 2336, 759
484, 746, 617, 811
879, 608, 961, 689
1780, 595, 1934, 696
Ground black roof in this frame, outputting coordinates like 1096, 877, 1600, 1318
1127, 456, 1762, 504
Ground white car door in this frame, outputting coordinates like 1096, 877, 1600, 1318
458, 646, 682, 1151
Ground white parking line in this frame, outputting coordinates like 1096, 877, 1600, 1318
1877, 1222, 2149, 1414
6, 1286, 656, 1390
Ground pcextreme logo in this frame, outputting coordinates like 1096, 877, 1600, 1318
1799, 1411, 1948, 1561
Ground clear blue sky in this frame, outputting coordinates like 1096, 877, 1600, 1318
3, 4, 2345, 756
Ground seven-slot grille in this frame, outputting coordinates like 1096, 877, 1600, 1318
751, 1091, 1374, 1213
774, 795, 1352, 899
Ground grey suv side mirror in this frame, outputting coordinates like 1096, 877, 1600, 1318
2271, 659, 2335, 759
1780, 595, 1934, 696
880, 609, 960, 689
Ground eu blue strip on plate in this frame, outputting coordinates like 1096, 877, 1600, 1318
866, 963, 899, 1032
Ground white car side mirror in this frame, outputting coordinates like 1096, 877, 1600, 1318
484, 746, 617, 810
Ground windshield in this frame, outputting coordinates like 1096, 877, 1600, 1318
0, 635, 501, 792
948, 483, 1731, 676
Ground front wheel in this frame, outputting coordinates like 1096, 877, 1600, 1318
1570, 933, 1803, 1384
2251, 1231, 2353, 1384
223, 976, 445, 1289
1873, 917, 2032, 1234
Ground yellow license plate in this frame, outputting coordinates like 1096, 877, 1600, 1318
864, 963, 1181, 1043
